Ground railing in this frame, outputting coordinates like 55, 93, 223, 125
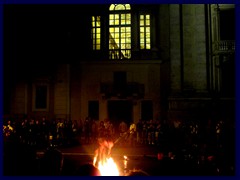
213, 40, 235, 53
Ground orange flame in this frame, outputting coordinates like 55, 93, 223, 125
97, 157, 119, 176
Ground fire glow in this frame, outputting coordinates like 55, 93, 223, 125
97, 157, 120, 176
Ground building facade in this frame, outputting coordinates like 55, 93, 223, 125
4, 4, 235, 126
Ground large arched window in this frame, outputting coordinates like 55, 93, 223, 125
109, 4, 131, 60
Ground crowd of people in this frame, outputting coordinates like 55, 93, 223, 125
3, 115, 235, 176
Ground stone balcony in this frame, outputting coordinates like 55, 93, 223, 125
213, 40, 235, 54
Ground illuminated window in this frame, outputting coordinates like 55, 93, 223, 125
109, 4, 131, 59
92, 16, 101, 50
140, 14, 151, 49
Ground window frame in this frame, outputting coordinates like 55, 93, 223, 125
32, 83, 49, 111
109, 4, 132, 60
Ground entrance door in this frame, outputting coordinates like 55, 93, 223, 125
108, 100, 132, 128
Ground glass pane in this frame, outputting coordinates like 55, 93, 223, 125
96, 21, 100, 27
96, 44, 100, 50
146, 19, 150, 26
115, 28, 119, 32
140, 19, 144, 26
126, 33, 131, 38
96, 28, 100, 34
140, 27, 145, 33
146, 27, 150, 33
146, 32, 150, 38
126, 43, 131, 49
109, 14, 114, 20
92, 21, 95, 27
121, 19, 126, 25
126, 14, 131, 24
109, 4, 115, 11
110, 28, 115, 33
126, 27, 131, 32
115, 4, 125, 10
146, 38, 150, 43
125, 4, 131, 10
140, 39, 145, 43
115, 20, 119, 25
121, 14, 125, 20
140, 15, 144, 20
115, 14, 119, 20
115, 33, 119, 39
146, 44, 151, 49
122, 39, 126, 43
140, 44, 144, 49
146, 15, 150, 20
121, 27, 126, 32
96, 34, 101, 39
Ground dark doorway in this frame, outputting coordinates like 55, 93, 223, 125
88, 101, 99, 120
108, 100, 132, 128
141, 100, 153, 121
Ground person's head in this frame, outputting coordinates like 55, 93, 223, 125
75, 163, 101, 176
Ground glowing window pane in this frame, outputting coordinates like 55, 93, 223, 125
115, 4, 125, 10
109, 4, 115, 11
114, 28, 119, 32
140, 20, 144, 26
110, 14, 114, 20
97, 34, 101, 39
146, 27, 150, 33
96, 28, 100, 34
146, 44, 151, 49
115, 20, 119, 25
140, 27, 145, 33
146, 19, 150, 26
126, 14, 131, 20
126, 27, 131, 32
115, 33, 119, 39
96, 44, 100, 49
140, 39, 145, 43
126, 44, 131, 49
126, 38, 131, 43
121, 27, 125, 32
121, 19, 126, 25
125, 4, 131, 10
146, 32, 150, 38
115, 14, 119, 20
